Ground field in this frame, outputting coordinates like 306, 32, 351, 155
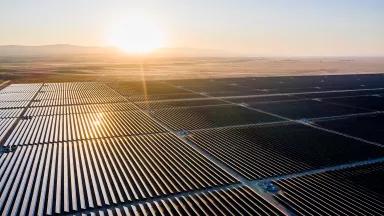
1, 56, 384, 83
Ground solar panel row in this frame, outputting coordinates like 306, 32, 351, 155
150, 105, 282, 130
40, 82, 111, 92
135, 98, 227, 110
5, 111, 167, 146
0, 83, 42, 145
30, 97, 126, 107
0, 83, 42, 93
0, 108, 23, 119
127, 93, 204, 102
246, 99, 368, 120
35, 89, 121, 100
0, 92, 36, 102
24, 103, 138, 116
77, 186, 285, 216
0, 101, 30, 109
0, 118, 17, 142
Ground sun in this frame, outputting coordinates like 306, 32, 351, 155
107, 14, 165, 54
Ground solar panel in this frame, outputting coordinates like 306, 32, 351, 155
316, 113, 384, 145
0, 118, 17, 143
324, 95, 384, 111
127, 92, 204, 102
0, 83, 42, 93
227, 94, 300, 104
0, 101, 29, 109
24, 103, 138, 116
1, 74, 384, 215
136, 98, 227, 110
0, 134, 236, 215
150, 105, 282, 130
0, 92, 35, 101
5, 111, 167, 146
273, 163, 384, 215
30, 97, 126, 106
35, 89, 121, 100
249, 99, 367, 119
81, 186, 285, 216
187, 123, 384, 179
0, 108, 23, 118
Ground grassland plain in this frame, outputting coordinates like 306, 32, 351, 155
1, 56, 384, 83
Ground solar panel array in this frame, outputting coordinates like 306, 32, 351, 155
1, 73, 384, 215
273, 163, 384, 215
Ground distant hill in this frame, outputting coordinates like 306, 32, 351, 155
152, 47, 235, 57
0, 44, 234, 57
0, 44, 113, 57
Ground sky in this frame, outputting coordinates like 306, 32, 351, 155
0, 0, 383, 56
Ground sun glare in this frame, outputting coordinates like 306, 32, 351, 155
108, 14, 165, 54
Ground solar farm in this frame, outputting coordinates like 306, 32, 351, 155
1, 73, 384, 215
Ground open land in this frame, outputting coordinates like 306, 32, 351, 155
0, 55, 383, 82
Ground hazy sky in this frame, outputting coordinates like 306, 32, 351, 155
1, 0, 383, 56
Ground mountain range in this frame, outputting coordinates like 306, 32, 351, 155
0, 44, 233, 57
